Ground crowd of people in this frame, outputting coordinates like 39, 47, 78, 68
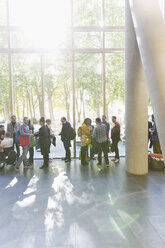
0, 114, 121, 171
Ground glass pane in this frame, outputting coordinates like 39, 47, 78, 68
73, 0, 101, 26
0, 31, 8, 48
10, 0, 71, 48
0, 0, 7, 25
11, 31, 72, 49
75, 53, 102, 156
105, 0, 125, 26
0, 54, 10, 123
105, 53, 125, 155
44, 54, 73, 158
74, 32, 102, 48
10, 0, 71, 26
105, 32, 124, 48
13, 54, 42, 158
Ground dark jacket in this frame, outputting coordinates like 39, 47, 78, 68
151, 123, 159, 142
60, 122, 71, 142
111, 127, 120, 143
39, 125, 50, 155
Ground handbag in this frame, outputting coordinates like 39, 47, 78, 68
30, 136, 37, 148
85, 136, 91, 145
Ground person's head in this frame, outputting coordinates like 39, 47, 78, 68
11, 115, 16, 122
152, 114, 155, 122
102, 115, 106, 122
23, 117, 29, 125
40, 117, 45, 126
46, 119, 51, 126
84, 118, 91, 126
0, 125, 4, 131
5, 132, 10, 138
96, 117, 101, 124
112, 116, 117, 124
61, 117, 66, 124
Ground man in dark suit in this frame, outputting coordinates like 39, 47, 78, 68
59, 117, 71, 162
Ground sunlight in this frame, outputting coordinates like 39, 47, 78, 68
16, 194, 36, 208
5, 177, 18, 189
23, 175, 39, 195
11, 0, 70, 49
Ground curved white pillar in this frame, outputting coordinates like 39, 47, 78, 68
125, 0, 148, 175
129, 0, 165, 162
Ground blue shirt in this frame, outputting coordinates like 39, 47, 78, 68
19, 124, 30, 137
101, 121, 110, 133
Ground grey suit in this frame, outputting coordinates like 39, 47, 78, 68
7, 122, 20, 157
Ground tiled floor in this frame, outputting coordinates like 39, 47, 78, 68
0, 158, 165, 248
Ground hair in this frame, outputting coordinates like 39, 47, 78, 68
0, 125, 4, 128
46, 119, 51, 123
112, 116, 117, 120
11, 115, 16, 118
102, 115, 106, 119
61, 117, 66, 121
84, 118, 90, 125
40, 117, 45, 124
5, 132, 10, 138
23, 117, 28, 121
96, 117, 101, 123
28, 119, 31, 126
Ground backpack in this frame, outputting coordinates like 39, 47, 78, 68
6, 150, 17, 165
69, 127, 76, 140
78, 126, 82, 137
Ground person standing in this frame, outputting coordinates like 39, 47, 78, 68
111, 116, 120, 163
80, 118, 91, 165
0, 125, 5, 141
59, 117, 71, 162
149, 115, 161, 154
28, 119, 35, 165
39, 117, 51, 169
101, 115, 110, 139
7, 115, 20, 158
92, 118, 109, 168
15, 117, 33, 170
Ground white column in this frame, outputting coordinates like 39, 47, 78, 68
129, 0, 165, 162
125, 0, 148, 175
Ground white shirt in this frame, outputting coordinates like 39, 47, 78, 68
0, 138, 13, 151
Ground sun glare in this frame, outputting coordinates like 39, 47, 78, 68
11, 0, 71, 49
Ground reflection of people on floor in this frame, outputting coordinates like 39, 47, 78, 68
149, 115, 161, 154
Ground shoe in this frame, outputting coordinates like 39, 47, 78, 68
97, 163, 102, 166
81, 162, 89, 165
15, 166, 19, 171
62, 158, 67, 161
111, 158, 116, 161
65, 159, 71, 162
90, 157, 96, 160
24, 165, 32, 168
114, 159, 120, 163
40, 165, 46, 169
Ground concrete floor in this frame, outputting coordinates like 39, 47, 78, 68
0, 158, 165, 248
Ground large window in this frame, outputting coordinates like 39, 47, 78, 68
0, 0, 125, 157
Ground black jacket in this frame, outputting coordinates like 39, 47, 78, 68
39, 125, 50, 155
60, 122, 71, 142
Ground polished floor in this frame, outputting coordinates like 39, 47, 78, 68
0, 158, 165, 248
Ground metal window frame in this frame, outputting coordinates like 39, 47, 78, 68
1, 0, 125, 158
